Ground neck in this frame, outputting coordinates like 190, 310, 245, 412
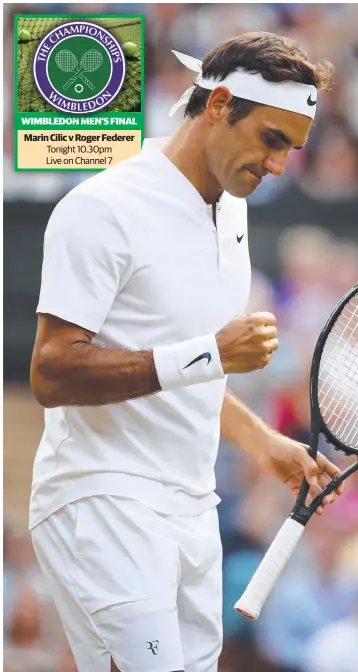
162, 118, 223, 205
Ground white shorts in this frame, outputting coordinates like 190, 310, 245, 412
31, 496, 223, 672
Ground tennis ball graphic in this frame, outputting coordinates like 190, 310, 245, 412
123, 42, 138, 59
19, 29, 31, 42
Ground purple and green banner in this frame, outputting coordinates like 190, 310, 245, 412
15, 14, 144, 171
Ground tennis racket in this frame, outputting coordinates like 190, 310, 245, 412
55, 50, 95, 92
235, 283, 358, 620
62, 49, 103, 91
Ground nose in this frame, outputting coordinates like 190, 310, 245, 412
263, 152, 287, 177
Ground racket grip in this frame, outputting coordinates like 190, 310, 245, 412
63, 75, 77, 91
80, 73, 95, 91
234, 517, 304, 620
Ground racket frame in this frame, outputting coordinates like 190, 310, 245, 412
291, 283, 358, 526
55, 49, 78, 73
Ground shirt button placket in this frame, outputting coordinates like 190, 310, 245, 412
207, 208, 220, 271
215, 207, 223, 275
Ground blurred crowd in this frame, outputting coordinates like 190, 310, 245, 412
217, 224, 358, 672
3, 3, 358, 672
4, 2, 358, 203
4, 519, 76, 672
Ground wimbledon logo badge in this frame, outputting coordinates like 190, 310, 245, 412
33, 21, 126, 114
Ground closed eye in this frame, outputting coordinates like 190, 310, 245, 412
262, 131, 303, 152
263, 135, 283, 150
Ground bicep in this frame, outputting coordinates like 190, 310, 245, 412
35, 313, 94, 350
37, 193, 133, 333
31, 313, 95, 372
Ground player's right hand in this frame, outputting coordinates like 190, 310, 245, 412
215, 312, 279, 374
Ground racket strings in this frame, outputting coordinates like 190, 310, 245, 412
55, 50, 78, 71
318, 294, 358, 450
319, 358, 358, 445
81, 49, 103, 71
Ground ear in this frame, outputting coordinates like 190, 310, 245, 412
205, 87, 232, 123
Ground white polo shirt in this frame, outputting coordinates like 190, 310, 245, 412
29, 137, 251, 529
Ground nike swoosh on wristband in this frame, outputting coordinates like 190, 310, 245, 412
307, 95, 317, 106
237, 234, 244, 243
183, 352, 212, 369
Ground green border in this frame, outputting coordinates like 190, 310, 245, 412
14, 13, 145, 171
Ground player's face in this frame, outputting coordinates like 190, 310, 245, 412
205, 93, 312, 198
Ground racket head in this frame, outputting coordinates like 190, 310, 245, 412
55, 49, 77, 72
310, 284, 358, 457
81, 49, 103, 72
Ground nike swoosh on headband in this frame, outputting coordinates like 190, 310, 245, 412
307, 94, 317, 106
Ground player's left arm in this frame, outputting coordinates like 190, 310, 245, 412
220, 388, 344, 513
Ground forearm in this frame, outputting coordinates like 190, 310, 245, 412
220, 388, 270, 459
32, 341, 161, 407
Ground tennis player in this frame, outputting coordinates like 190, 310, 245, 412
30, 32, 343, 672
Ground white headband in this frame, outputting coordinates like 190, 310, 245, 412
169, 50, 317, 120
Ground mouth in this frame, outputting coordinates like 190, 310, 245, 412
244, 167, 262, 185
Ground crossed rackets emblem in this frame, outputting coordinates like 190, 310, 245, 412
55, 48, 103, 93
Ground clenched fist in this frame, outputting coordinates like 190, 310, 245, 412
216, 312, 279, 374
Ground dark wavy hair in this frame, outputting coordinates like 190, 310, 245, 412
185, 32, 334, 124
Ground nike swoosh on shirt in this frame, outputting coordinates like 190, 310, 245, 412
183, 352, 212, 369
237, 234, 244, 243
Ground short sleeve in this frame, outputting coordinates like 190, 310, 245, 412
37, 192, 133, 333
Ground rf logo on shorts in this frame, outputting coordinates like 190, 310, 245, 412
33, 21, 125, 114
146, 640, 159, 655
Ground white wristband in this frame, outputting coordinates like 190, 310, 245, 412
153, 333, 225, 391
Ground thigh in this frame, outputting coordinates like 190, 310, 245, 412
177, 508, 223, 672
32, 504, 111, 672
32, 497, 185, 672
